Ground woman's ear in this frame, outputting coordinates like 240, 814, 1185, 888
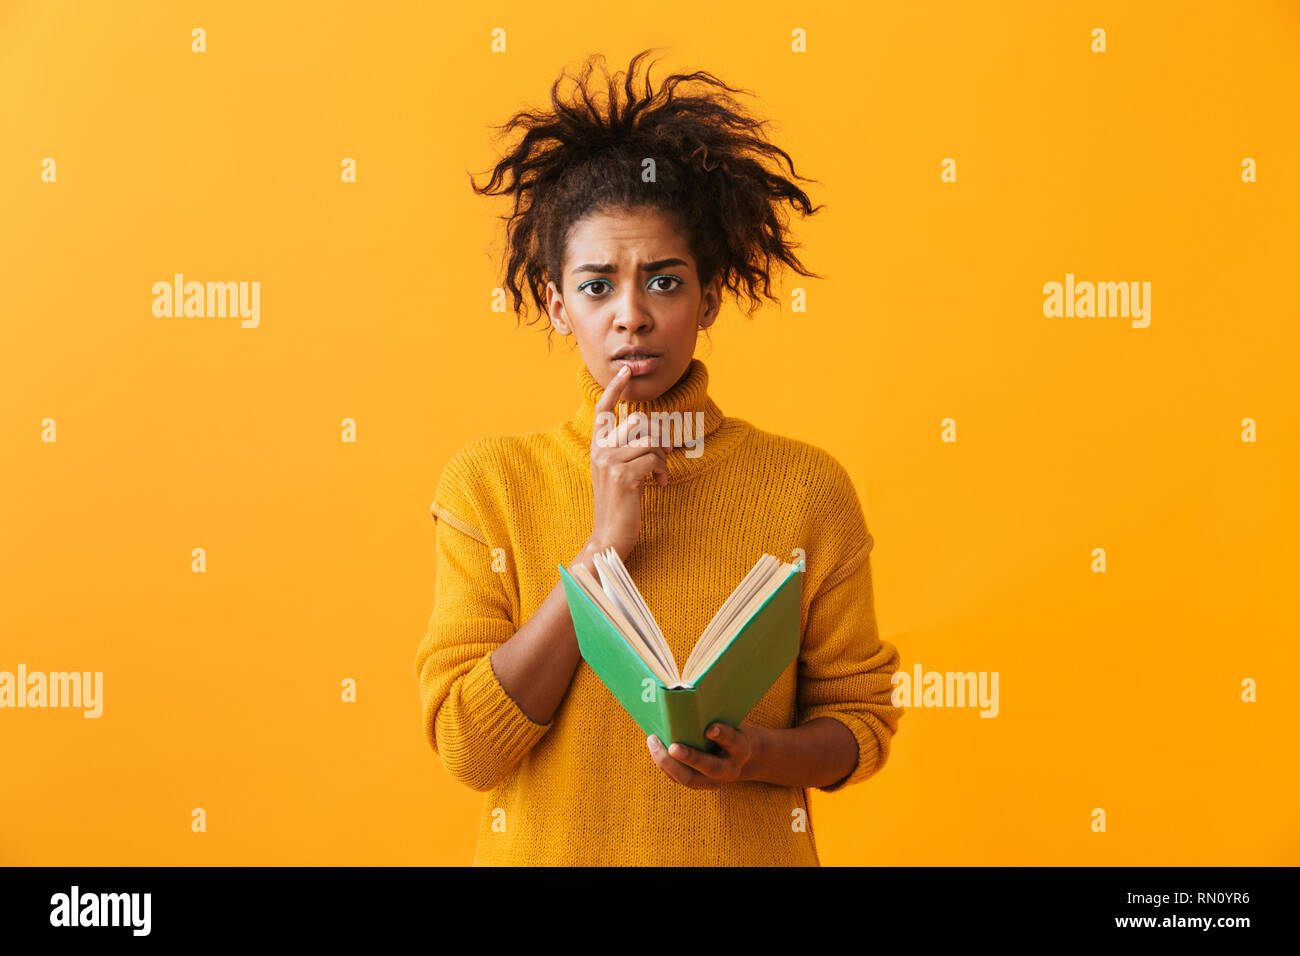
545, 279, 572, 334
698, 275, 723, 330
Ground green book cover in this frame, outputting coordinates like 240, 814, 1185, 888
557, 558, 803, 753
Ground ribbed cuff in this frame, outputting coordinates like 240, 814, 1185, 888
439, 655, 552, 788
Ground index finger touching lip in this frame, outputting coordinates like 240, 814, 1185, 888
594, 364, 630, 416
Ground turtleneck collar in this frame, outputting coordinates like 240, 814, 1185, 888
558, 358, 751, 485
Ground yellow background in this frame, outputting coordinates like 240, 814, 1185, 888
2, 1, 1296, 865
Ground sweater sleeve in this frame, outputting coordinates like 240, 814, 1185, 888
414, 452, 552, 792
796, 463, 904, 793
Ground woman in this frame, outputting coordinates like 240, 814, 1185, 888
415, 49, 903, 865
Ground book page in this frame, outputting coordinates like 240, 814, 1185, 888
592, 552, 654, 645
593, 548, 678, 681
695, 555, 772, 646
570, 563, 679, 688
682, 558, 796, 685
682, 554, 778, 679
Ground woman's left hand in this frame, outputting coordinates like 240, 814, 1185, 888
646, 721, 763, 789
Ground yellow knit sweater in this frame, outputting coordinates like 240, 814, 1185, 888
415, 358, 902, 865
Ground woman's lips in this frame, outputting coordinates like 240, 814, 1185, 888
613, 354, 661, 376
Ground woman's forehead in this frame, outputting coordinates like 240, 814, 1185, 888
564, 208, 692, 269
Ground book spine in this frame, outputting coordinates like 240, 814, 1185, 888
663, 689, 717, 754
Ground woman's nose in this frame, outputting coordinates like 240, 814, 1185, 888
612, 296, 653, 332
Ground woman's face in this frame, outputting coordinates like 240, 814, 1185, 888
546, 205, 721, 402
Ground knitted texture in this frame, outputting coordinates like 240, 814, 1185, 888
415, 358, 902, 865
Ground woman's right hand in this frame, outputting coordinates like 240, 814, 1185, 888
584, 364, 669, 564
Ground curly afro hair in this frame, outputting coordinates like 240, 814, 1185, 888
468, 49, 826, 347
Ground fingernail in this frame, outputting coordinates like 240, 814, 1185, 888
647, 736, 658, 751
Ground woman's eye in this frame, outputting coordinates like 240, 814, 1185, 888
579, 276, 681, 296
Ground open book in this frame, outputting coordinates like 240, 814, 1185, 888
557, 549, 803, 752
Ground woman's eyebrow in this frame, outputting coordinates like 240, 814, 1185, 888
573, 257, 690, 274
